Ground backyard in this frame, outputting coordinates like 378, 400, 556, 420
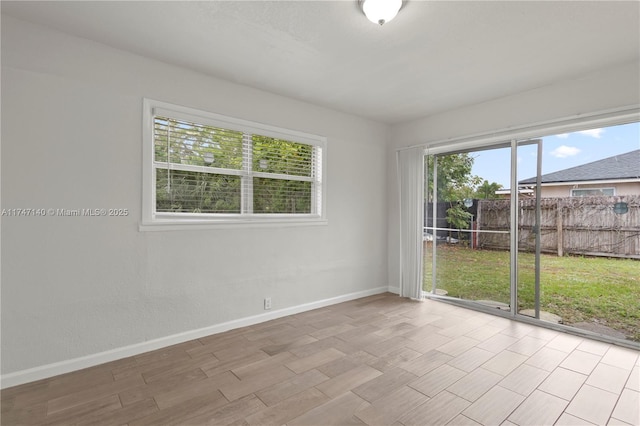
423, 244, 640, 342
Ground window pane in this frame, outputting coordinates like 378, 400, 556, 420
426, 150, 512, 309
156, 169, 241, 213
253, 178, 312, 214
154, 116, 243, 169
571, 188, 615, 197
252, 136, 313, 177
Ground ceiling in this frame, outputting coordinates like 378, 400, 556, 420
2, 1, 639, 124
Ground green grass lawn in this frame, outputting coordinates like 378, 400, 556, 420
423, 244, 640, 342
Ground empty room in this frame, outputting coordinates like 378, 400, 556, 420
1, 1, 639, 425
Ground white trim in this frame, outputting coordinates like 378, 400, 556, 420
495, 189, 534, 195
398, 105, 639, 154
0, 287, 389, 389
387, 285, 400, 295
139, 218, 328, 231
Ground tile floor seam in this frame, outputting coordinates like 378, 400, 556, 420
606, 387, 636, 426
3, 294, 638, 426
500, 385, 532, 426
567, 382, 620, 425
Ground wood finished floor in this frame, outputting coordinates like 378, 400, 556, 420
2, 293, 639, 426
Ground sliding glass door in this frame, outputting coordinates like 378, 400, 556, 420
423, 140, 543, 314
421, 120, 639, 347
424, 146, 514, 311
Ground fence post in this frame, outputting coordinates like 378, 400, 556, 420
477, 201, 482, 249
557, 200, 563, 257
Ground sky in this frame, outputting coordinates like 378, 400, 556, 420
470, 121, 640, 188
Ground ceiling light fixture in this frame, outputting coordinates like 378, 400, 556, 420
360, 0, 403, 26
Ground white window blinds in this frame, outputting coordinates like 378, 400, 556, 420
145, 100, 325, 225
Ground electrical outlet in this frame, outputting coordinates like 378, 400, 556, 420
264, 297, 272, 310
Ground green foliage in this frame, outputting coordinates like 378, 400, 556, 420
426, 153, 481, 229
475, 180, 503, 199
253, 179, 312, 214
446, 204, 473, 230
426, 153, 481, 202
251, 136, 314, 213
252, 136, 313, 177
154, 117, 316, 214
154, 117, 243, 169
156, 169, 241, 213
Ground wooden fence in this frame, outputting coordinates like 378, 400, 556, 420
476, 195, 640, 259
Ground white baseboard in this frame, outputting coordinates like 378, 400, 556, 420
1, 286, 389, 389
387, 285, 400, 294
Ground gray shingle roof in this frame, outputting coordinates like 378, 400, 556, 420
520, 149, 640, 184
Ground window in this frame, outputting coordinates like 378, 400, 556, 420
142, 99, 326, 228
571, 187, 615, 197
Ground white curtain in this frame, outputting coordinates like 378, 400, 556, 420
397, 147, 425, 300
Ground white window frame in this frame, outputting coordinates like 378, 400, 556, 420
571, 187, 615, 197
141, 99, 327, 230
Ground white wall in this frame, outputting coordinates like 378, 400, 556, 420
387, 61, 640, 289
0, 16, 389, 381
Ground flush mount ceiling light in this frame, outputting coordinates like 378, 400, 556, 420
360, 0, 403, 26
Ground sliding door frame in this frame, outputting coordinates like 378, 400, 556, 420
425, 140, 526, 315
417, 106, 639, 349
509, 139, 519, 315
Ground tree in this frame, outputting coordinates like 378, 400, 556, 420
426, 153, 481, 201
154, 116, 315, 214
475, 180, 503, 199
154, 117, 243, 213
251, 136, 313, 214
426, 153, 480, 231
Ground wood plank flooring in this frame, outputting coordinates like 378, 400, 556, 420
2, 293, 639, 425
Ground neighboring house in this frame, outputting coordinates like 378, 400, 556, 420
519, 149, 640, 198
494, 188, 534, 198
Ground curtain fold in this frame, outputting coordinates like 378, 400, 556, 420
397, 147, 425, 300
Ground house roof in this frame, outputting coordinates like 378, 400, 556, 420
520, 149, 640, 185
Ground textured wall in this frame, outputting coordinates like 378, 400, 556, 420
1, 16, 389, 376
